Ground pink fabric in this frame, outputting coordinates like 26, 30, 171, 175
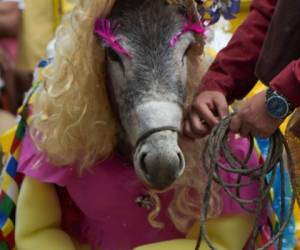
220, 135, 261, 215
18, 132, 76, 186
19, 132, 183, 250
18, 132, 262, 250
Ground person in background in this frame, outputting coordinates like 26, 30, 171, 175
0, 0, 24, 112
9, 0, 74, 108
17, 0, 74, 72
184, 0, 300, 139
0, 1, 21, 171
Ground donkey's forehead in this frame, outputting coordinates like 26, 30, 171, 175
110, 0, 184, 47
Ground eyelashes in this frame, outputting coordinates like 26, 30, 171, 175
94, 18, 131, 58
94, 16, 205, 62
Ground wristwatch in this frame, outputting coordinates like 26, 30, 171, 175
265, 87, 294, 119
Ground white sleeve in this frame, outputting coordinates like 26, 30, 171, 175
1, 0, 25, 9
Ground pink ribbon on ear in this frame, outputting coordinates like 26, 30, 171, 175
170, 17, 206, 47
94, 18, 130, 57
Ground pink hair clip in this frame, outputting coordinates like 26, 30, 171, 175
170, 17, 206, 47
94, 18, 130, 57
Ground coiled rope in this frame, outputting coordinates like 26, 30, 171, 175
196, 113, 298, 250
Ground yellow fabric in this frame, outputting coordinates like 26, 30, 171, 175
205, 47, 217, 58
286, 132, 300, 239
228, 0, 251, 33
0, 127, 17, 164
16, 0, 74, 71
0, 127, 16, 155
134, 214, 254, 250
295, 204, 300, 238
135, 239, 216, 250
15, 176, 76, 250
17, 0, 55, 71
15, 176, 95, 250
53, 0, 75, 29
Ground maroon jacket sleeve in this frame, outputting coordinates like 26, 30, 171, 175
270, 60, 300, 107
199, 0, 277, 103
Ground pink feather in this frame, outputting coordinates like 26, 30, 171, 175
170, 18, 205, 47
94, 18, 130, 57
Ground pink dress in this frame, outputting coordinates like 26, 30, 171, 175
18, 131, 263, 250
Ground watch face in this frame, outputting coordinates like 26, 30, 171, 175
266, 96, 289, 119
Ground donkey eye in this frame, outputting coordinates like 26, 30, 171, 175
107, 48, 122, 63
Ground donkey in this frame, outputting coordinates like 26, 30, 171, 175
104, 0, 205, 190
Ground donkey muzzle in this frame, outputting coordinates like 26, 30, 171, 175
127, 101, 185, 190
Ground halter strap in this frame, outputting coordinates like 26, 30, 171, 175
135, 126, 179, 149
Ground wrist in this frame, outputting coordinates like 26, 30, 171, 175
265, 87, 294, 120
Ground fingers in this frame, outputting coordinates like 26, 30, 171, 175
230, 114, 255, 137
183, 91, 229, 138
183, 122, 194, 139
183, 110, 209, 138
213, 95, 229, 119
189, 111, 210, 136
192, 103, 219, 127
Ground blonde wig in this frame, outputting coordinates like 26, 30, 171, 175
31, 0, 221, 234
31, 0, 118, 170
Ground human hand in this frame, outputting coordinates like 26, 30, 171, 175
183, 90, 228, 138
230, 90, 283, 138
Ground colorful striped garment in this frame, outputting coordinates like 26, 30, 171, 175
0, 60, 47, 250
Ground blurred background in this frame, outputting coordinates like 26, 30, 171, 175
0, 0, 74, 134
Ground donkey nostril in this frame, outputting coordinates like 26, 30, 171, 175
140, 153, 149, 175
177, 152, 185, 175
177, 153, 182, 167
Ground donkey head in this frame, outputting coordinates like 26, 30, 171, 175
97, 0, 204, 190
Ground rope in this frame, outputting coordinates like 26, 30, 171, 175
195, 113, 298, 250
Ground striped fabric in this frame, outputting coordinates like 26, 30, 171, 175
0, 60, 47, 250
255, 137, 296, 249
0, 104, 28, 249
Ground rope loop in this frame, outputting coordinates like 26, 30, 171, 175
196, 113, 298, 250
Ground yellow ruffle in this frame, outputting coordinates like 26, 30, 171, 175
135, 214, 254, 250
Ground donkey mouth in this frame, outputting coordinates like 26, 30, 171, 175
133, 130, 185, 190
